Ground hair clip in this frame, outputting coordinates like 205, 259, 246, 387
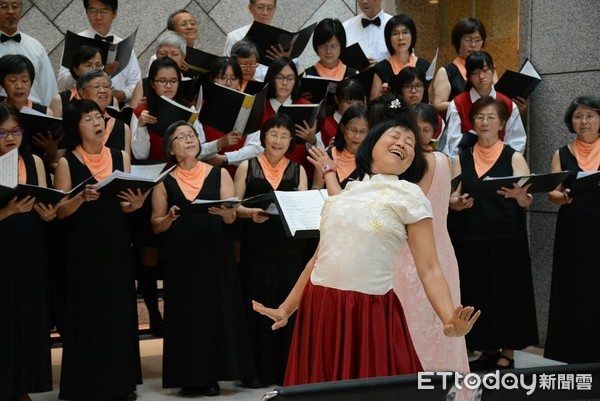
387, 97, 406, 111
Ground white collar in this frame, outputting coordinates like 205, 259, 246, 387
362, 173, 399, 182
469, 86, 497, 103
88, 27, 115, 38
333, 111, 342, 123
269, 96, 292, 112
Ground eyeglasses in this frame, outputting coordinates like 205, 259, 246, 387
239, 63, 258, 70
173, 132, 197, 142
392, 29, 411, 38
83, 62, 104, 70
253, 5, 275, 12
80, 114, 104, 124
462, 37, 483, 44
275, 75, 295, 84
266, 132, 292, 141
157, 51, 182, 59
86, 8, 112, 16
82, 84, 113, 92
573, 114, 599, 122
0, 128, 23, 138
344, 126, 368, 136
215, 76, 240, 84
402, 83, 424, 92
153, 79, 179, 87
317, 43, 341, 52
473, 113, 498, 122
177, 19, 197, 27
0, 2, 21, 11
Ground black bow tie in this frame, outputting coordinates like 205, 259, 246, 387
361, 17, 381, 28
1, 33, 21, 43
94, 34, 114, 43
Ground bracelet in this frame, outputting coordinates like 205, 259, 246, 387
321, 165, 337, 179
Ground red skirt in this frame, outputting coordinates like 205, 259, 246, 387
284, 282, 423, 386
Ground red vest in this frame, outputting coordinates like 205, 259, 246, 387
321, 115, 339, 147
453, 91, 513, 141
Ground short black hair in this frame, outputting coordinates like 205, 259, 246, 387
163, 121, 201, 162
0, 102, 28, 155
451, 17, 487, 54
260, 113, 296, 154
333, 104, 367, 152
167, 9, 189, 31
69, 45, 103, 80
63, 99, 104, 146
335, 77, 365, 103
147, 57, 185, 111
464, 51, 494, 91
563, 96, 600, 134
411, 103, 439, 134
367, 94, 409, 127
312, 18, 346, 53
469, 96, 508, 126
249, 0, 277, 5
384, 14, 417, 56
209, 57, 243, 84
0, 54, 35, 85
389, 66, 429, 103
83, 0, 117, 12
355, 116, 427, 184
264, 57, 300, 100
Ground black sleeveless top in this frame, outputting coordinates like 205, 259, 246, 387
303, 65, 358, 79
445, 62, 466, 101
374, 58, 431, 84
448, 145, 527, 242
245, 157, 300, 209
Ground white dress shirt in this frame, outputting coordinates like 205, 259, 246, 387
57, 28, 141, 102
0, 30, 58, 106
343, 9, 392, 63
440, 87, 527, 158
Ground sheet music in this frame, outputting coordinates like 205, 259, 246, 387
425, 48, 439, 81
0, 148, 18, 188
519, 59, 541, 79
274, 190, 328, 235
131, 163, 167, 180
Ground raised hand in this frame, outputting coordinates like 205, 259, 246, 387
443, 305, 481, 337
252, 300, 289, 330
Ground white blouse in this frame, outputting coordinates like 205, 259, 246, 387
311, 174, 432, 295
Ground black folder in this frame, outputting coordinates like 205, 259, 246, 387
243, 21, 317, 67
567, 170, 600, 197
147, 95, 199, 137
339, 43, 370, 71
494, 58, 541, 100
300, 75, 340, 104
95, 165, 175, 200
184, 47, 220, 76
199, 82, 267, 135
20, 107, 64, 141
278, 99, 327, 141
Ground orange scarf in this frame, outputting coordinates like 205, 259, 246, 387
314, 61, 346, 80
103, 115, 115, 146
453, 57, 467, 81
173, 161, 207, 201
240, 80, 248, 92
4, 99, 33, 110
258, 153, 289, 189
332, 148, 356, 182
70, 87, 81, 101
388, 54, 417, 75
76, 145, 113, 182
17, 154, 27, 184
572, 138, 600, 172
473, 140, 504, 178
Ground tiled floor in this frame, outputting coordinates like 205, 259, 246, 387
31, 339, 564, 401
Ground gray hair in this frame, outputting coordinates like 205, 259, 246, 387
155, 31, 187, 56
76, 69, 112, 90
231, 39, 260, 62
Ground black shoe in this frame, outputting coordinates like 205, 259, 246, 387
242, 378, 266, 389
203, 382, 220, 397
469, 351, 500, 371
125, 392, 137, 401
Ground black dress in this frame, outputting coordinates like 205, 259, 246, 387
0, 153, 52, 399
239, 158, 305, 385
544, 146, 600, 363
448, 145, 539, 350
161, 167, 255, 388
59, 148, 141, 401
445, 62, 466, 102
373, 58, 431, 85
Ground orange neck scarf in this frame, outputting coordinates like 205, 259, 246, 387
473, 140, 504, 178
70, 87, 80, 101
314, 61, 346, 80
388, 54, 417, 75
76, 145, 112, 182
332, 148, 356, 182
572, 137, 600, 172
103, 115, 115, 146
453, 57, 467, 81
17, 154, 27, 184
173, 161, 207, 201
258, 153, 289, 189
4, 98, 33, 110
240, 80, 248, 92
